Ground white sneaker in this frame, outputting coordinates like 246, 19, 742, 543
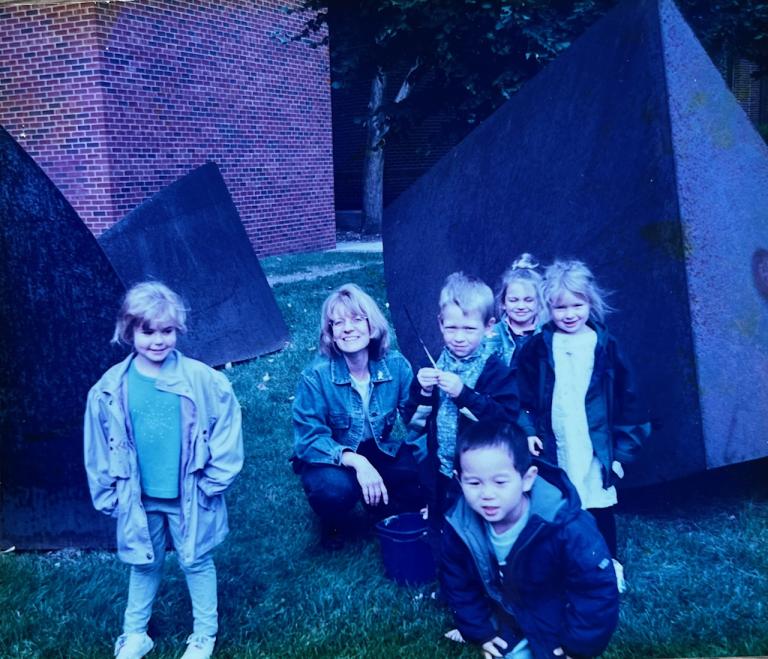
181, 634, 216, 659
114, 632, 154, 659
444, 628, 465, 643
612, 559, 627, 594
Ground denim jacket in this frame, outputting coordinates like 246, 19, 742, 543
488, 314, 540, 368
83, 350, 244, 565
292, 350, 413, 465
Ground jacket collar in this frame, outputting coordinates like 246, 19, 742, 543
446, 460, 581, 538
539, 319, 610, 368
98, 349, 185, 395
329, 352, 393, 385
541, 318, 609, 344
499, 313, 541, 341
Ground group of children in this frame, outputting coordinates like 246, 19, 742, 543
83, 252, 649, 658
402, 257, 649, 657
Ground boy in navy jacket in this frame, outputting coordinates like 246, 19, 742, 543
441, 421, 619, 659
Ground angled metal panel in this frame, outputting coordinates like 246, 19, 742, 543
660, 0, 768, 469
383, 0, 752, 485
0, 126, 125, 548
99, 162, 289, 367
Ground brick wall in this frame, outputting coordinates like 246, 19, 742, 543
0, 0, 335, 255
728, 58, 765, 126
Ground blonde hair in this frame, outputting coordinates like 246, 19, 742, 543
496, 253, 547, 323
542, 260, 612, 322
439, 272, 495, 325
318, 283, 391, 359
112, 281, 188, 345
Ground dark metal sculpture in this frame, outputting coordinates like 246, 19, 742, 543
99, 162, 289, 367
0, 127, 125, 548
383, 0, 768, 485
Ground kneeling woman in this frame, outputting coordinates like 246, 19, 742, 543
292, 283, 422, 549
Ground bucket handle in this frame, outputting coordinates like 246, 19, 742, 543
378, 530, 429, 543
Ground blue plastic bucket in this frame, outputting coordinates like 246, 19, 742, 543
375, 512, 436, 586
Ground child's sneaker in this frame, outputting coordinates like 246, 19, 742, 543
114, 632, 154, 659
181, 634, 215, 659
444, 628, 465, 643
612, 559, 627, 594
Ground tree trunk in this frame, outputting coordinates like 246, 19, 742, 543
361, 68, 387, 235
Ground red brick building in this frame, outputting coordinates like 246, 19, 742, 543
0, 0, 335, 255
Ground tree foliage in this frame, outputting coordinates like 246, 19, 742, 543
293, 0, 616, 132
292, 0, 768, 135
679, 0, 768, 74
287, 0, 768, 229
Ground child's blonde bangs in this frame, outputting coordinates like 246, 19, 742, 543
112, 281, 188, 345
543, 260, 612, 322
439, 272, 495, 325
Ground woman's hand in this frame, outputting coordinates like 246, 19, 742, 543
340, 452, 389, 506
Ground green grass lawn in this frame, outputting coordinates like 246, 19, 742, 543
1, 248, 767, 658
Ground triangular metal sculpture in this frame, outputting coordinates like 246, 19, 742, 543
0, 126, 125, 548
99, 162, 289, 367
383, 0, 768, 485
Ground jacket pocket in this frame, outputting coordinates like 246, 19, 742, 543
197, 485, 221, 511
383, 410, 396, 431
108, 445, 131, 479
329, 413, 351, 441
376, 410, 398, 444
191, 437, 211, 471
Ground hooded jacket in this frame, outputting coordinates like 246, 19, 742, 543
83, 350, 244, 565
517, 320, 650, 488
441, 461, 619, 659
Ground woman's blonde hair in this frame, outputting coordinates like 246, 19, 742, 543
542, 260, 612, 322
496, 253, 547, 323
318, 283, 391, 359
112, 281, 188, 345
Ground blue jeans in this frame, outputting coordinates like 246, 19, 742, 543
123, 497, 217, 638
298, 441, 423, 528
505, 638, 532, 659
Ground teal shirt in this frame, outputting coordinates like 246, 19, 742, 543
127, 360, 182, 498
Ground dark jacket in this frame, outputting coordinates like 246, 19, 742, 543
517, 320, 650, 488
402, 350, 519, 511
441, 461, 619, 659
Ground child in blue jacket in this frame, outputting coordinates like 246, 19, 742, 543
441, 421, 619, 659
84, 282, 244, 659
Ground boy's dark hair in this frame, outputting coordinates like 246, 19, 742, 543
455, 421, 533, 475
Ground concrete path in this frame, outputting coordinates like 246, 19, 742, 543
330, 240, 383, 253
266, 240, 383, 285
267, 262, 377, 285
